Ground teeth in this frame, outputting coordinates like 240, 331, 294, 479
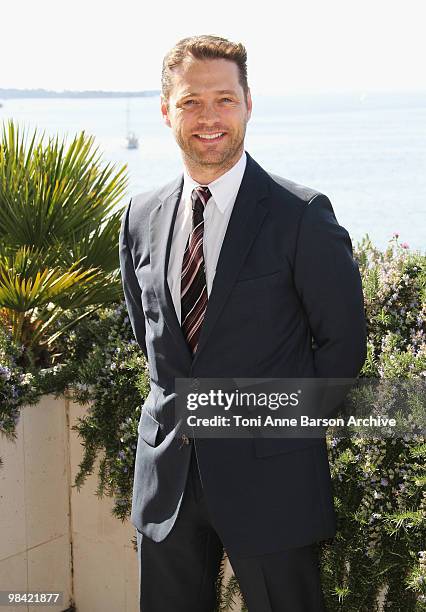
197, 133, 224, 140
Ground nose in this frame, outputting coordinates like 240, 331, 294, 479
198, 101, 220, 124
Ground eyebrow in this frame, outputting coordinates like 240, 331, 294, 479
179, 89, 238, 99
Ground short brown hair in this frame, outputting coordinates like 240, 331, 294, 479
161, 35, 248, 101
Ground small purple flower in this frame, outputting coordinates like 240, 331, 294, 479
380, 477, 388, 486
0, 365, 12, 380
401, 242, 409, 249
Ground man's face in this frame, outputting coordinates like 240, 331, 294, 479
161, 57, 252, 174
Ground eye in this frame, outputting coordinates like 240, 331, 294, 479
220, 97, 233, 103
183, 99, 199, 106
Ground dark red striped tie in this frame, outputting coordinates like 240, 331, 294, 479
181, 186, 211, 354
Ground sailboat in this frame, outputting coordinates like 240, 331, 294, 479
125, 100, 139, 149
126, 131, 139, 149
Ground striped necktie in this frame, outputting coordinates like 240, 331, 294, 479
180, 186, 211, 354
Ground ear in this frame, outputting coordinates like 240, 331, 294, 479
246, 88, 253, 121
160, 94, 172, 128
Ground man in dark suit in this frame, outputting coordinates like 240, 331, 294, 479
119, 34, 367, 612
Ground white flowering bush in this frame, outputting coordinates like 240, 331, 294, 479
316, 235, 425, 611
0, 325, 37, 440
66, 302, 150, 521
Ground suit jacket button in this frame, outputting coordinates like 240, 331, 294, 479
179, 434, 190, 449
191, 379, 200, 392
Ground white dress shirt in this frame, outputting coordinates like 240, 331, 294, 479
167, 151, 247, 324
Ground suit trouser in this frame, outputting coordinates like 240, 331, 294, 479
136, 445, 327, 612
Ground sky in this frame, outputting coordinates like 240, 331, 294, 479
1, 0, 425, 95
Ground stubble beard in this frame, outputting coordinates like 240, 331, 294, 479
176, 123, 247, 176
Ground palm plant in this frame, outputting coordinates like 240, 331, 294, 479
0, 120, 128, 368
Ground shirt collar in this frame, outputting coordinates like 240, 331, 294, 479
182, 151, 247, 214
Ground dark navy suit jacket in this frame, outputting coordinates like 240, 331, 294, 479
119, 152, 367, 557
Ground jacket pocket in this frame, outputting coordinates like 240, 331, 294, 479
234, 270, 281, 284
138, 409, 160, 447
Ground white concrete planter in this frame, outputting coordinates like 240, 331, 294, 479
0, 395, 139, 612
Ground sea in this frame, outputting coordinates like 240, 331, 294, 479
1, 91, 425, 252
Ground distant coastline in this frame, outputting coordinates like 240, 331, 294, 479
0, 88, 160, 99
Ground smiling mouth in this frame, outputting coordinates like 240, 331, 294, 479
194, 132, 226, 141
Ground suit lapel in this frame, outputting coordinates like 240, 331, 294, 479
192, 153, 271, 365
149, 177, 193, 365
148, 153, 271, 367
